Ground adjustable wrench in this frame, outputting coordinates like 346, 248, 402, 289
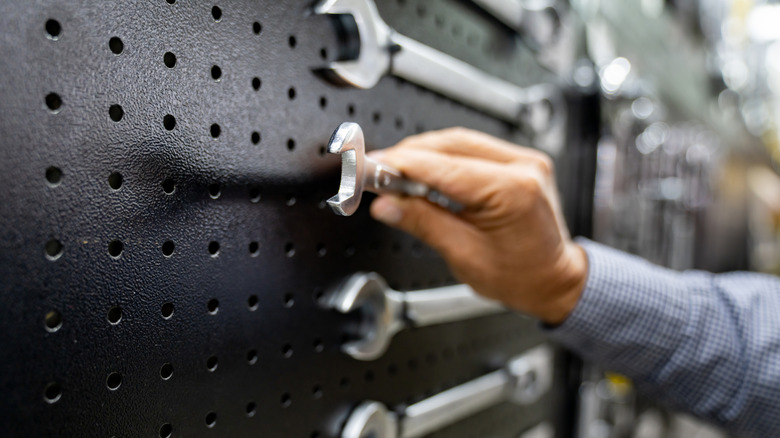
341, 345, 554, 438
471, 0, 565, 52
326, 122, 460, 216
325, 272, 505, 361
313, 0, 565, 138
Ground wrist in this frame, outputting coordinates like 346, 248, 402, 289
540, 243, 589, 325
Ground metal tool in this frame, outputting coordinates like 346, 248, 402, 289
471, 0, 564, 51
313, 0, 563, 131
326, 122, 461, 216
325, 271, 505, 361
341, 345, 554, 438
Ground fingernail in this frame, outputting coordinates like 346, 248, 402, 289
372, 197, 403, 225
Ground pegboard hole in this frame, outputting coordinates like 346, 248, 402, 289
319, 47, 328, 59
162, 178, 175, 194
159, 423, 172, 438
285, 242, 295, 257
246, 402, 257, 417
163, 52, 176, 68
108, 240, 124, 258
288, 35, 297, 48
44, 382, 62, 403
45, 239, 63, 261
318, 145, 326, 156
282, 344, 293, 358
207, 298, 219, 314
109, 37, 123, 54
45, 310, 62, 332
248, 186, 261, 203
206, 355, 218, 371
45, 19, 61, 40
161, 302, 174, 319
252, 22, 262, 35
252, 77, 261, 90
211, 65, 222, 81
281, 393, 292, 407
162, 240, 175, 257
339, 377, 350, 389
107, 306, 122, 325
387, 364, 398, 376
248, 295, 259, 310
163, 114, 176, 130
347, 104, 355, 116
288, 87, 296, 100
286, 138, 295, 151
210, 123, 221, 138
208, 241, 220, 257
205, 412, 217, 428
319, 96, 327, 109
283, 293, 294, 308
251, 131, 260, 144
364, 370, 375, 382
45, 166, 62, 186
313, 338, 324, 353
312, 385, 323, 399
208, 183, 221, 199
395, 117, 404, 130
247, 349, 258, 365
248, 241, 259, 257
45, 93, 62, 113
108, 172, 123, 190
160, 363, 174, 380
211, 6, 222, 22
372, 112, 381, 124
106, 372, 122, 390
165, 0, 175, 4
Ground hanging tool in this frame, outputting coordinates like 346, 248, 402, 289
324, 271, 505, 361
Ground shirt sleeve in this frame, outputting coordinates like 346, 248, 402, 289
544, 238, 780, 437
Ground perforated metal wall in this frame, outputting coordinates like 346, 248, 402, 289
0, 1, 582, 436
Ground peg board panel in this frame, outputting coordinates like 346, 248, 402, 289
0, 0, 571, 436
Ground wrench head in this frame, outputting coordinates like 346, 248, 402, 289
506, 345, 554, 405
327, 122, 366, 216
342, 401, 398, 438
324, 272, 403, 361
314, 0, 392, 89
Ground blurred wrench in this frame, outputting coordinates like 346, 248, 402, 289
341, 345, 554, 438
326, 122, 461, 216
324, 271, 505, 361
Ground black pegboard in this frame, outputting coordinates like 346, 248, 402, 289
0, 0, 572, 436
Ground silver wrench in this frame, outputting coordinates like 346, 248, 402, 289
313, 0, 565, 134
325, 271, 505, 361
341, 345, 554, 438
326, 122, 461, 216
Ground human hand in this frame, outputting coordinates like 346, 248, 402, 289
369, 127, 587, 325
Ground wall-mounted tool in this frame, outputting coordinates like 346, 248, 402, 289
313, 0, 565, 144
324, 271, 506, 361
340, 345, 554, 438
326, 122, 461, 216
471, 0, 564, 52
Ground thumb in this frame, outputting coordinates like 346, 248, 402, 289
370, 195, 474, 260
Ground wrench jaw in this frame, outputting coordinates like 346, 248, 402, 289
505, 345, 554, 405
314, 0, 393, 89
342, 401, 398, 438
327, 122, 366, 216
325, 272, 405, 361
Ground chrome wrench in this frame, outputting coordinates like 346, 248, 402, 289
341, 345, 554, 438
324, 271, 505, 361
313, 0, 565, 137
326, 122, 461, 216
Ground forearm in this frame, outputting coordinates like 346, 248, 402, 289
546, 239, 780, 437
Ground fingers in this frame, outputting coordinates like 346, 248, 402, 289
376, 148, 510, 208
370, 195, 476, 260
393, 127, 550, 165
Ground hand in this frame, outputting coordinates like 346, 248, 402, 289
369, 127, 587, 325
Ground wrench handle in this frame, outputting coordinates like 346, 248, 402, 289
391, 33, 523, 124
365, 157, 464, 212
404, 284, 505, 327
